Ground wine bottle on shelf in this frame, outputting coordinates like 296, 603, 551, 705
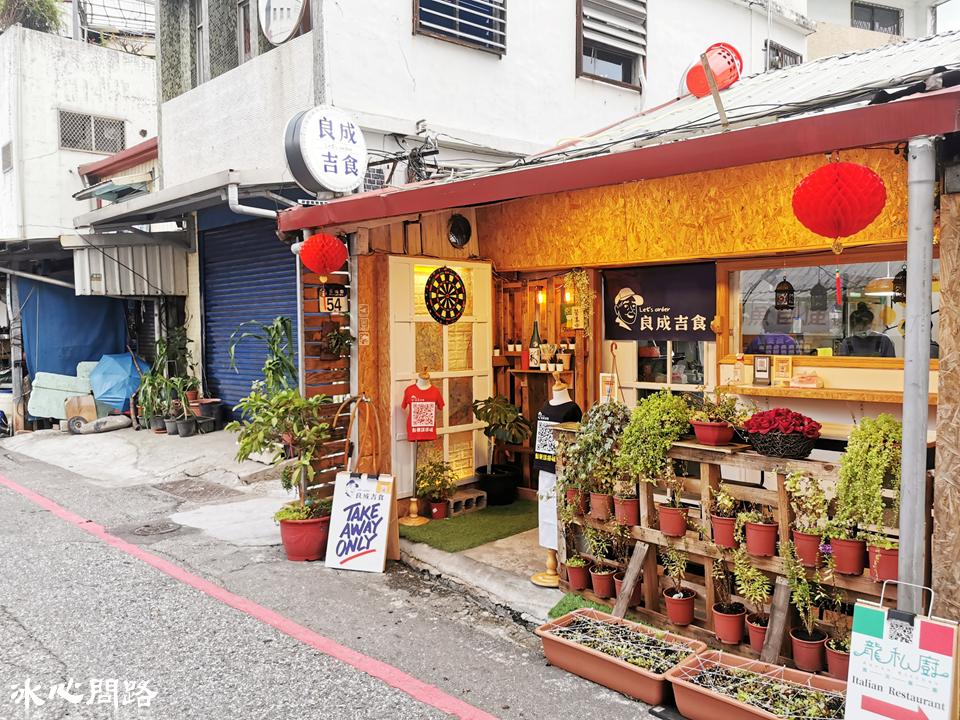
529, 313, 542, 370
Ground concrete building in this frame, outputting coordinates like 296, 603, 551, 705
807, 0, 944, 59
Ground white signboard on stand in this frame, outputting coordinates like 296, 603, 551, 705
325, 473, 395, 573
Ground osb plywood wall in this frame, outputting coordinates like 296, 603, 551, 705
476, 149, 909, 271
935, 194, 960, 622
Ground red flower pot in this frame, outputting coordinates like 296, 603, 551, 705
663, 588, 696, 626
746, 614, 768, 654
826, 641, 850, 680
590, 566, 617, 598
566, 489, 587, 516
614, 571, 643, 607
614, 496, 640, 526
278, 516, 330, 561
868, 545, 898, 582
565, 563, 590, 590
430, 501, 448, 520
590, 492, 614, 521
832, 537, 867, 575
745, 522, 778, 557
793, 530, 824, 568
711, 515, 737, 549
691, 420, 735, 446
712, 604, 746, 645
185, 390, 199, 402
791, 628, 827, 672
659, 505, 689, 537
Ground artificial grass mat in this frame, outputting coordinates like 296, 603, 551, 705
398, 499, 538, 553
547, 593, 644, 623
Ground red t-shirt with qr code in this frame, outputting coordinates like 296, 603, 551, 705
402, 383, 445, 442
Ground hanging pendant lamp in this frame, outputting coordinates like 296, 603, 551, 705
775, 274, 795, 310
893, 265, 907, 304
810, 282, 828, 312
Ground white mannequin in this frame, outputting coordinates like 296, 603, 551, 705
416, 367, 431, 390
550, 383, 572, 405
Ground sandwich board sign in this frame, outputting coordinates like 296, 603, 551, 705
846, 600, 958, 720
325, 473, 397, 573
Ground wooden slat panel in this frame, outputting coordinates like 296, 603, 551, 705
305, 369, 349, 385
307, 383, 349, 398
369, 225, 390, 252
304, 315, 347, 328
304, 300, 319, 313
302, 273, 347, 286
304, 357, 350, 371
303, 287, 319, 300
389, 222, 405, 253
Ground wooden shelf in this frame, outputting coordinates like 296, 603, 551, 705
718, 384, 937, 406
509, 369, 574, 375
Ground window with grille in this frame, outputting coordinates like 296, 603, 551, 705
415, 0, 506, 55
852, 2, 902, 36
237, 0, 257, 64
1, 143, 11, 173
579, 0, 646, 88
59, 111, 125, 153
765, 40, 802, 70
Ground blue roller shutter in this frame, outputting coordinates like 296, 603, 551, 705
200, 218, 298, 419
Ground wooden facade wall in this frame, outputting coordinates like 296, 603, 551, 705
475, 149, 909, 272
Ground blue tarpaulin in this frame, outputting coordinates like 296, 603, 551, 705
17, 278, 128, 380
89, 354, 150, 411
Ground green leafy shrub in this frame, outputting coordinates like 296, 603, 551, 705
415, 460, 458, 503
472, 395, 534, 474
560, 401, 631, 496
274, 498, 332, 522
618, 390, 691, 483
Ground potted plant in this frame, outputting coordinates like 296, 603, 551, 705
471, 395, 534, 505
560, 401, 631, 520
273, 497, 333, 561
735, 508, 778, 557
688, 387, 750, 446
711, 558, 745, 645
661, 545, 695, 626
585, 526, 617, 598
565, 555, 590, 590
782, 540, 830, 672
657, 473, 690, 537
557, 433, 588, 516
326, 326, 355, 358
784, 468, 829, 568
708, 485, 739, 549
183, 375, 201, 403
742, 408, 821, 459
169, 377, 198, 437
613, 483, 639, 526
136, 370, 166, 431
733, 547, 772, 654
833, 414, 902, 579
416, 460, 458, 520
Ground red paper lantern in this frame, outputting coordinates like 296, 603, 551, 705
300, 233, 348, 279
792, 162, 887, 240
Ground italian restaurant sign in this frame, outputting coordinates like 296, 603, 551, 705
603, 263, 716, 342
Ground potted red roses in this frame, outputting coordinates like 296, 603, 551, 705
743, 408, 821, 459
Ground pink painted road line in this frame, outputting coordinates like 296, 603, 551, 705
0, 474, 498, 720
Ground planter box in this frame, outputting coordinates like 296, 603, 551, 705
665, 651, 846, 720
536, 608, 706, 705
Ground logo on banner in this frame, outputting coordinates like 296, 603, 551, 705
614, 288, 644, 329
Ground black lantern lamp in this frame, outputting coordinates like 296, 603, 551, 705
893, 265, 907, 304
810, 282, 828, 312
775, 274, 795, 310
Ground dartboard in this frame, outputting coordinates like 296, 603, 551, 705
424, 267, 466, 325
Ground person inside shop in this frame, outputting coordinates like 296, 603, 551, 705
838, 302, 896, 357
745, 307, 798, 355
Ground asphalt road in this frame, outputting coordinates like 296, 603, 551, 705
0, 449, 650, 720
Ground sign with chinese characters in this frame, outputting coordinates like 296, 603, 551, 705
320, 285, 348, 314
603, 263, 716, 342
258, 0, 306, 44
284, 105, 368, 194
846, 602, 958, 720
325, 473, 396, 573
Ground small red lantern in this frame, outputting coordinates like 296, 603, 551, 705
792, 162, 887, 240
300, 233, 348, 281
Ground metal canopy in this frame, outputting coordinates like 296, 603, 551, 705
72, 172, 153, 203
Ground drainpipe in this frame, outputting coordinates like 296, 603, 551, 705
226, 183, 277, 220
293, 238, 306, 397
0, 267, 75, 289
899, 136, 935, 615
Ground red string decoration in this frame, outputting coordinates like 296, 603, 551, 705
300, 234, 348, 281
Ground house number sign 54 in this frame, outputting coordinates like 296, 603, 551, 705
320, 286, 348, 314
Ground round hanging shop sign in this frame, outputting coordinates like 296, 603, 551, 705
424, 267, 466, 325
284, 105, 368, 194
258, 0, 306, 45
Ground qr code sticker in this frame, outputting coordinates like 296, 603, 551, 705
410, 402, 435, 429
888, 619, 914, 644
535, 420, 557, 456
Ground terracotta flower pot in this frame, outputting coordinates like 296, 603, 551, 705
185, 390, 199, 402
744, 522, 778, 556
832, 537, 867, 575
565, 563, 590, 591
746, 614, 768, 654
663, 587, 696, 626
613, 571, 643, 607
429, 501, 447, 520
590, 566, 617, 599
566, 488, 588, 516
614, 496, 640, 526
712, 604, 746, 645
790, 628, 827, 672
711, 515, 737, 549
868, 544, 898, 582
590, 492, 614, 521
278, 516, 330, 561
826, 641, 850, 681
659, 505, 689, 537
691, 420, 735, 446
793, 529, 824, 568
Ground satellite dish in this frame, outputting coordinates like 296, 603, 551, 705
258, 0, 306, 45
681, 43, 743, 98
